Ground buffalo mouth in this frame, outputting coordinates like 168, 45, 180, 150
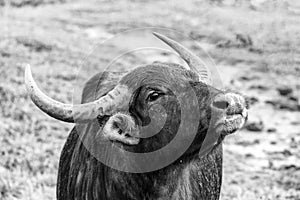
215, 108, 248, 136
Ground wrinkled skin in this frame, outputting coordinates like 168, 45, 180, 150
57, 63, 246, 200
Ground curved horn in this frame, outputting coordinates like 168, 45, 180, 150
153, 32, 211, 84
24, 64, 130, 123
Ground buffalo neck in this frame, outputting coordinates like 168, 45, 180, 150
57, 128, 223, 200
104, 144, 223, 200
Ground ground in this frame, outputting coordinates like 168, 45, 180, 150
0, 0, 300, 199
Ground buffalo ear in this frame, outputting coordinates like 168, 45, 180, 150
82, 71, 127, 104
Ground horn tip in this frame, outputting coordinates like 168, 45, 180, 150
152, 32, 160, 37
24, 64, 31, 80
24, 64, 31, 77
152, 32, 176, 49
24, 64, 34, 93
152, 32, 167, 40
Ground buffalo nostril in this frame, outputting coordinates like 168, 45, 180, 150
213, 100, 230, 110
112, 121, 124, 135
118, 129, 123, 135
112, 121, 120, 129
124, 133, 131, 137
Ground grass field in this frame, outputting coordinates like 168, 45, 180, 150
0, 0, 300, 199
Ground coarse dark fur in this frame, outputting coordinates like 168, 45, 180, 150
57, 63, 224, 200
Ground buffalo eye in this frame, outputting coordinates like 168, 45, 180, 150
147, 91, 162, 102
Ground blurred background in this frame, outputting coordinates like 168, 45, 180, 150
0, 0, 300, 199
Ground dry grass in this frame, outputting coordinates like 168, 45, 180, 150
0, 0, 300, 199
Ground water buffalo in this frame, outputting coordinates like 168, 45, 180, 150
25, 32, 248, 200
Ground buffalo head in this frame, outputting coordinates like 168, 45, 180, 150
25, 32, 247, 147
25, 32, 248, 199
